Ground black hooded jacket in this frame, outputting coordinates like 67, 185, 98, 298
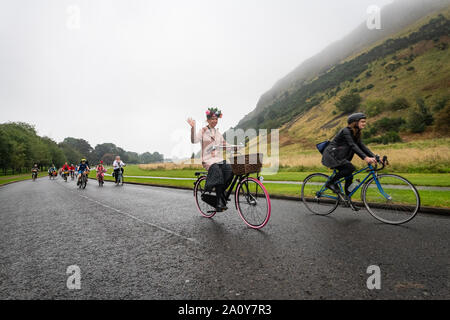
322, 127, 374, 168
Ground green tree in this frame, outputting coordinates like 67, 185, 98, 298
407, 109, 426, 133
41, 137, 66, 167
335, 93, 362, 113
434, 104, 450, 134
406, 99, 434, 133
390, 97, 410, 111
126, 152, 140, 164
63, 137, 93, 158
92, 143, 118, 164
59, 142, 82, 165
372, 117, 406, 133
0, 127, 13, 174
101, 153, 115, 166
416, 98, 434, 126
364, 99, 387, 116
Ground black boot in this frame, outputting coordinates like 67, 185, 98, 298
325, 181, 341, 194
215, 185, 228, 212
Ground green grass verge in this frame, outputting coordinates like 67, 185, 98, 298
0, 174, 37, 185
89, 171, 450, 208
94, 165, 450, 187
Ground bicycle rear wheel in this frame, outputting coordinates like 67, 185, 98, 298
362, 174, 420, 225
236, 177, 271, 229
301, 173, 339, 215
194, 176, 217, 218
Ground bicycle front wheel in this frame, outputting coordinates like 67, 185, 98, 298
236, 177, 271, 229
362, 174, 420, 225
301, 173, 339, 215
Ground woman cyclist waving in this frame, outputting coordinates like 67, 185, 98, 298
187, 107, 233, 212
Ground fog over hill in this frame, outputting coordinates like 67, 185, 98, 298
236, 0, 450, 128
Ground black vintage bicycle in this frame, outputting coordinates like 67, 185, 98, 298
193, 146, 271, 229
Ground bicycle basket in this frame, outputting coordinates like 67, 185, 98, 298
316, 140, 330, 154
230, 153, 263, 175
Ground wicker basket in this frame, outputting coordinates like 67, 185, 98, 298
230, 153, 263, 175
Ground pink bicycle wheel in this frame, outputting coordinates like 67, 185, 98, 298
194, 176, 217, 218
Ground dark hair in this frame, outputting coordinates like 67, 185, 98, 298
348, 122, 362, 141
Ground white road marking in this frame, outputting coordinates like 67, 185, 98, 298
61, 181, 197, 243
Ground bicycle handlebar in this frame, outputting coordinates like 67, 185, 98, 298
215, 144, 244, 149
369, 155, 389, 171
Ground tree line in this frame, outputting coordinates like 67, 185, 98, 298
0, 122, 164, 174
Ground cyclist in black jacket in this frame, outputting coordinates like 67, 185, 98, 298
322, 113, 377, 202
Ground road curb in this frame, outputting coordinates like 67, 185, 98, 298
89, 178, 450, 217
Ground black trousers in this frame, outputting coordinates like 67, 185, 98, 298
329, 162, 355, 195
205, 162, 233, 203
113, 168, 124, 183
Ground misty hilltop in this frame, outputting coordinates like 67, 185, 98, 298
233, 0, 450, 144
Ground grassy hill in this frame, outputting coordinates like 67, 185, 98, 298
231, 5, 450, 173
235, 0, 450, 130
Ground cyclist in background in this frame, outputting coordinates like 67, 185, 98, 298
76, 159, 90, 186
31, 164, 39, 178
61, 162, 70, 180
48, 164, 57, 178
321, 113, 377, 209
96, 160, 107, 181
112, 156, 126, 184
69, 164, 75, 178
62, 162, 70, 172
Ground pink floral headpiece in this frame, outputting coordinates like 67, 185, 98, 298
206, 107, 222, 119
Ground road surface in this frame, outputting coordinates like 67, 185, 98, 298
0, 178, 448, 299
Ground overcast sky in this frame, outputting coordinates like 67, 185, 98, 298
0, 0, 393, 158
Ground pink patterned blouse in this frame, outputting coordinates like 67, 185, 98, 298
192, 126, 227, 170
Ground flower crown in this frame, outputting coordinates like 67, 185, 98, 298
206, 107, 222, 119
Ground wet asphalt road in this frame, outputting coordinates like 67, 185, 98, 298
0, 177, 448, 300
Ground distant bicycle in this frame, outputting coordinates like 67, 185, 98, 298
115, 166, 125, 186
31, 170, 38, 181
63, 170, 69, 182
193, 146, 271, 229
78, 172, 88, 189
97, 168, 107, 187
49, 170, 57, 180
301, 155, 420, 225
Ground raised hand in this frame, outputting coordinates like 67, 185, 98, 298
187, 118, 196, 128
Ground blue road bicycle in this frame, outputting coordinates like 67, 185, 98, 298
301, 155, 420, 225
